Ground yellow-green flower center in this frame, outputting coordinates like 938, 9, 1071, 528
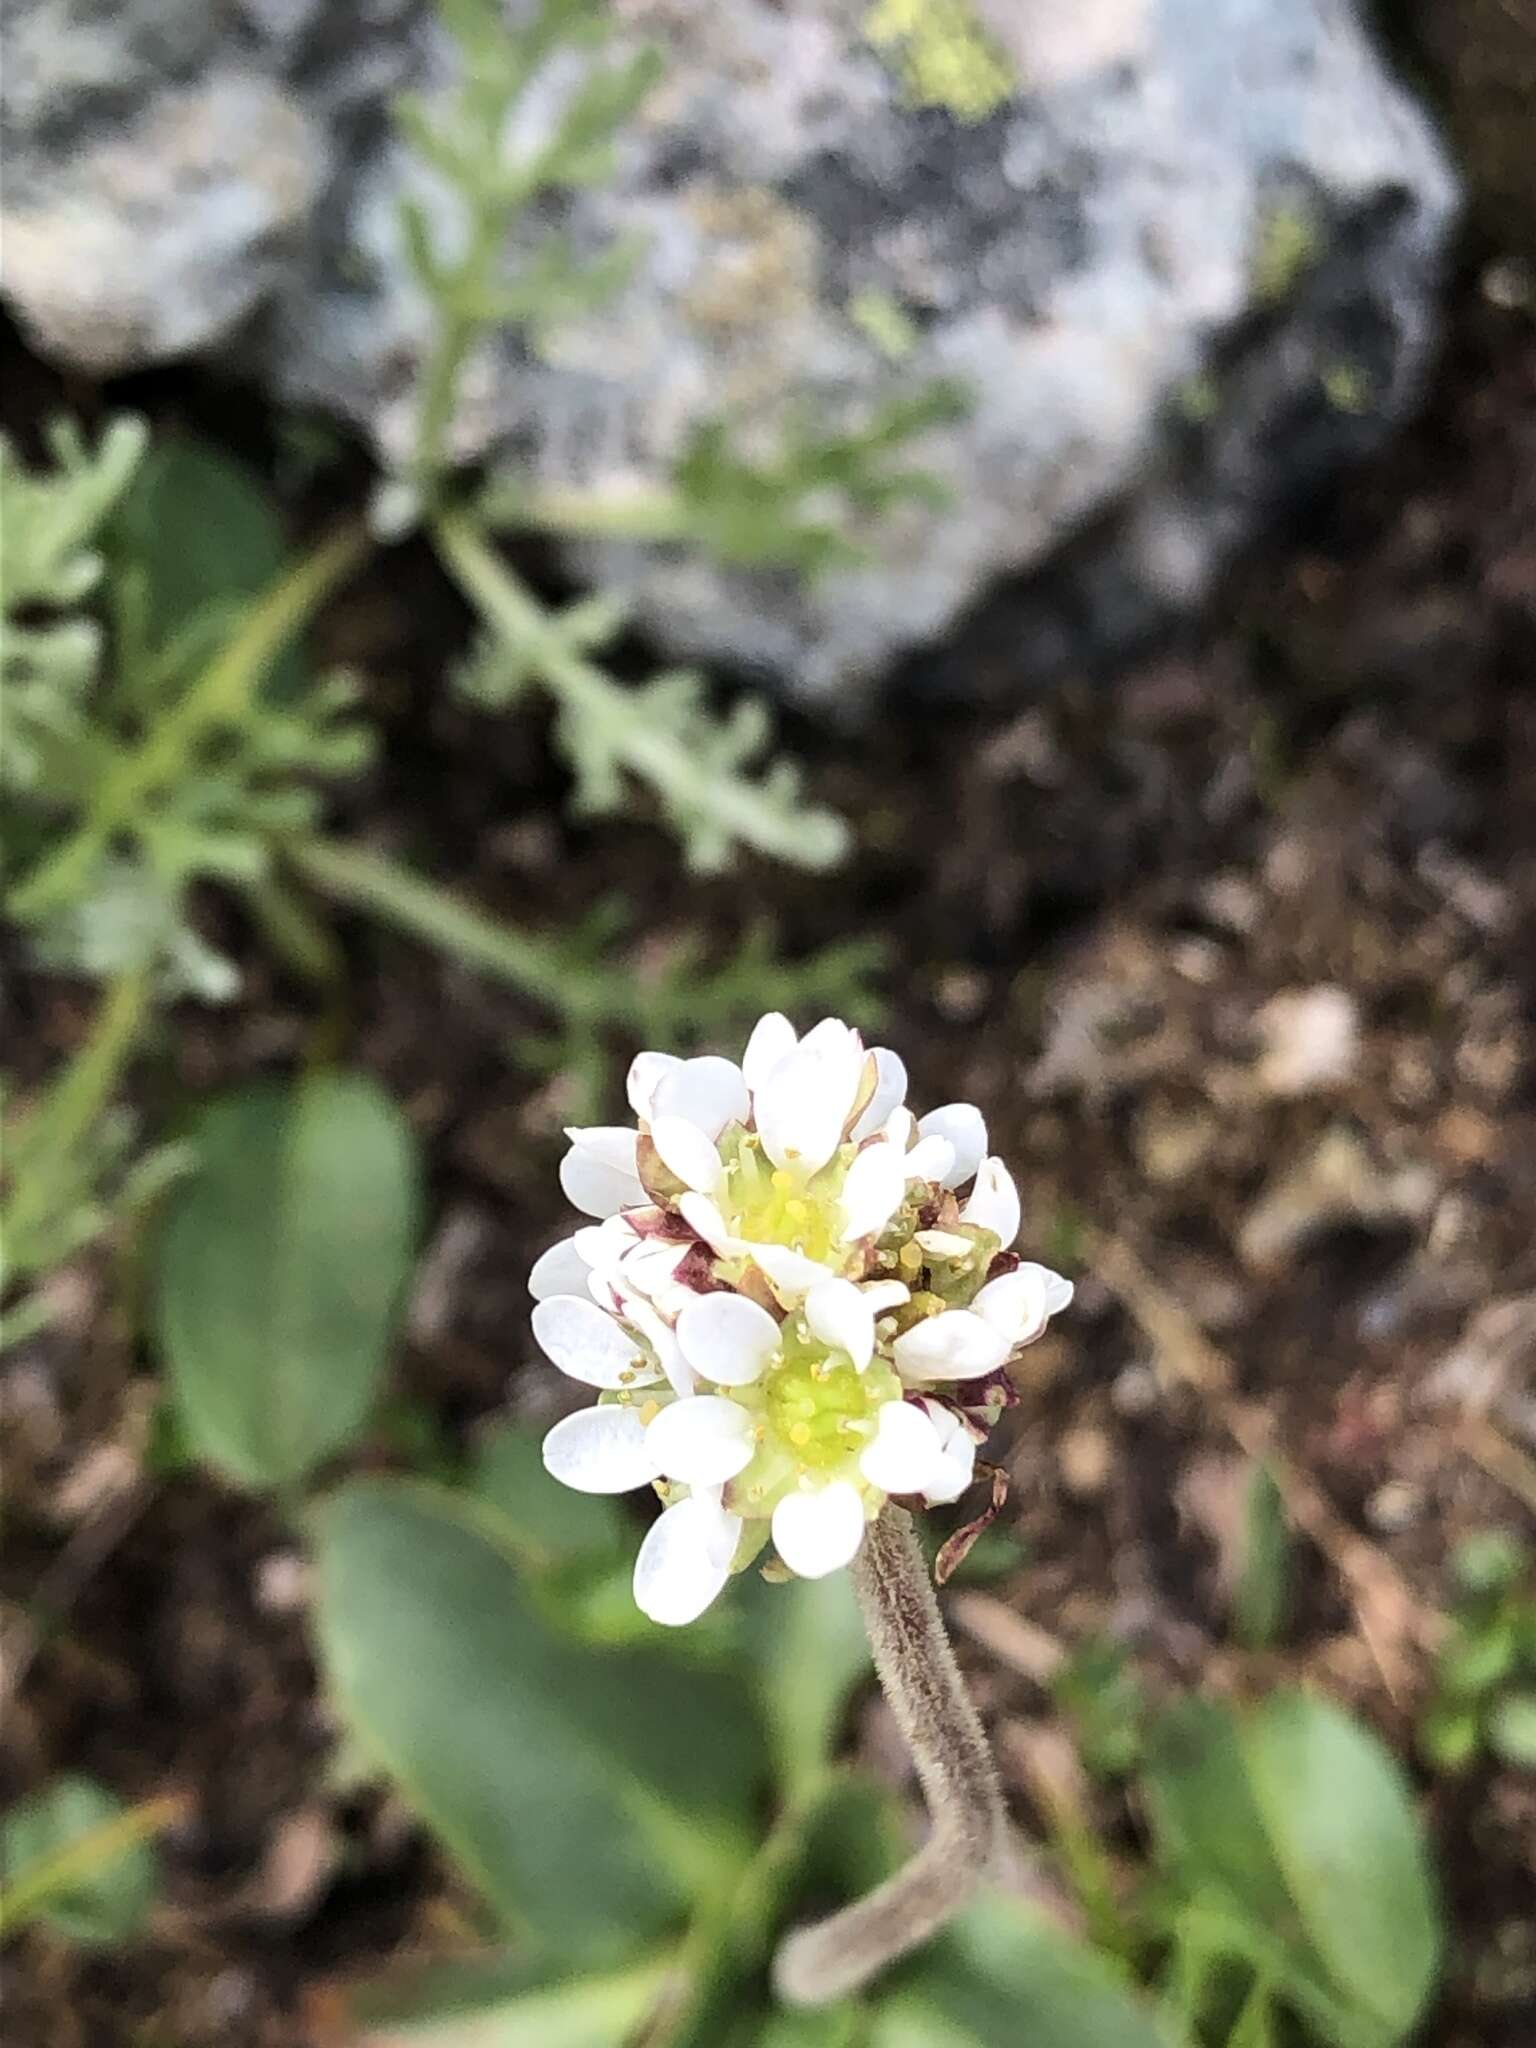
723, 1311, 901, 1509
718, 1130, 852, 1264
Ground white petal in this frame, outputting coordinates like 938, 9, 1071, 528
1024, 1261, 1075, 1318
559, 1128, 645, 1219
627, 1050, 682, 1119
804, 1277, 875, 1371
748, 1241, 838, 1303
677, 1191, 732, 1251
917, 1400, 978, 1506
742, 1012, 798, 1097
959, 1158, 1020, 1249
839, 1140, 908, 1243
542, 1406, 662, 1494
652, 1056, 750, 1139
850, 1048, 908, 1142
573, 1216, 639, 1272
528, 1235, 592, 1302
755, 1044, 856, 1175
772, 1482, 868, 1580
645, 1395, 756, 1484
973, 1267, 1051, 1347
616, 1236, 689, 1298
859, 1399, 950, 1495
917, 1105, 987, 1189
860, 1279, 911, 1314
903, 1135, 956, 1186
532, 1296, 662, 1388
883, 1107, 915, 1149
893, 1309, 1009, 1383
614, 1287, 693, 1398
799, 1017, 859, 1058
633, 1494, 740, 1626
650, 1114, 725, 1194
676, 1291, 782, 1386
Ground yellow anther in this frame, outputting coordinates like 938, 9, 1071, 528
639, 1399, 661, 1426
790, 1422, 812, 1446
898, 1241, 923, 1272
771, 1169, 794, 1191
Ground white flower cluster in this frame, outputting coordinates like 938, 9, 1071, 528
531, 1015, 1072, 1624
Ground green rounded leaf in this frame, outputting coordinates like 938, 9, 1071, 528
1450, 1529, 1527, 1599
743, 1571, 870, 1801
1240, 1690, 1441, 2036
112, 436, 303, 696
1142, 1698, 1295, 1930
311, 1479, 761, 1962
1488, 1690, 1536, 1769
345, 1950, 671, 2047
874, 1892, 1175, 2048
469, 1420, 627, 1569
1419, 1700, 1482, 1774
0, 1776, 159, 1945
1438, 1620, 1517, 1698
156, 1074, 420, 1488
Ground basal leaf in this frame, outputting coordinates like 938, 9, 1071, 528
1241, 1690, 1441, 2037
112, 436, 302, 696
0, 1776, 161, 1946
1233, 1461, 1291, 1651
873, 1891, 1175, 2048
311, 1479, 762, 1963
468, 1420, 627, 1569
742, 1571, 870, 1801
156, 1073, 420, 1489
345, 1948, 672, 2046
1142, 1697, 1296, 1933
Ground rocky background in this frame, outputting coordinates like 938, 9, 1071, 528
2, 0, 1460, 705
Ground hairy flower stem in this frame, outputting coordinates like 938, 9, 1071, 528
772, 1507, 1006, 2006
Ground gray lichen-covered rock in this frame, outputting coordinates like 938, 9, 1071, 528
0, 0, 1459, 707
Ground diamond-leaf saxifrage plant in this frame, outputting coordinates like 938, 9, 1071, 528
528, 1012, 1074, 2001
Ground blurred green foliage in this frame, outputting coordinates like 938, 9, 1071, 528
1420, 1530, 1536, 1773
156, 1075, 421, 1490
0, 1776, 168, 1945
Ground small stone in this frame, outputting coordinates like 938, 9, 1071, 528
1199, 873, 1262, 933
1058, 1424, 1113, 1497
1133, 1100, 1218, 1184
933, 967, 990, 1023
1111, 1363, 1161, 1415
254, 1551, 311, 1613
1366, 1480, 1422, 1532
1254, 986, 1361, 1098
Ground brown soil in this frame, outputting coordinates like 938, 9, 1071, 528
3, 261, 1535, 2047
